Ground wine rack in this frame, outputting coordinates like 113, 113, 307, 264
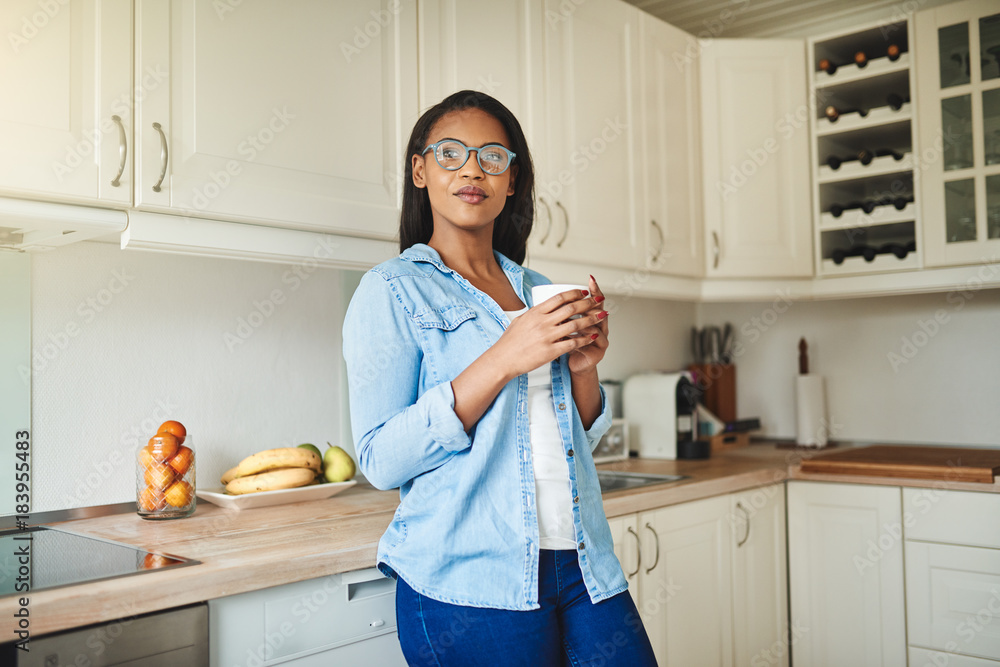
809, 19, 922, 276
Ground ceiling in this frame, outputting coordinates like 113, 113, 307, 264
624, 0, 957, 39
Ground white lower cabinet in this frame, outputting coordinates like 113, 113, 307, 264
904, 488, 1000, 664
787, 481, 906, 667
608, 483, 787, 666
208, 568, 406, 666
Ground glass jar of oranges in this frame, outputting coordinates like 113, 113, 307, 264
136, 421, 196, 519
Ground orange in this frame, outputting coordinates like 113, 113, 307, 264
157, 420, 187, 445
168, 445, 194, 476
137, 445, 155, 468
138, 485, 166, 512
142, 553, 172, 569
147, 434, 179, 462
144, 461, 176, 490
164, 480, 193, 508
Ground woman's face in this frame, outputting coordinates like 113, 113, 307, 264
412, 108, 517, 238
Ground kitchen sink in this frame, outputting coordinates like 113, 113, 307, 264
596, 470, 688, 493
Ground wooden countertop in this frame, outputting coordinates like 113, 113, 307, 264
4, 442, 998, 641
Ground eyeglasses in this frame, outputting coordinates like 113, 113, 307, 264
422, 139, 516, 175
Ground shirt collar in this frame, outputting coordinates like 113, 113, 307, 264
400, 242, 527, 308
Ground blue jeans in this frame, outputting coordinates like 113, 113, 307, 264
395, 549, 658, 666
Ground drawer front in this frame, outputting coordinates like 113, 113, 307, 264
906, 541, 1000, 661
909, 647, 1000, 667
904, 488, 1000, 549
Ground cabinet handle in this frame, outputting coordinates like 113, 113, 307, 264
538, 197, 553, 244
152, 122, 168, 193
555, 201, 569, 248
110, 115, 127, 187
712, 231, 720, 269
644, 522, 660, 574
625, 526, 641, 578
736, 501, 751, 548
650, 219, 664, 263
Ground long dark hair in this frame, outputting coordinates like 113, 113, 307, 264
399, 91, 535, 265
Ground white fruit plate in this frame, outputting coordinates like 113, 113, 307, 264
196, 480, 357, 511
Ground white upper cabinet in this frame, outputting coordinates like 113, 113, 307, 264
915, 0, 1000, 267
636, 13, 704, 278
0, 0, 132, 206
134, 0, 419, 239
530, 0, 640, 270
701, 39, 814, 278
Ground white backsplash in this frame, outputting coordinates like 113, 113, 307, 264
30, 243, 344, 512
699, 290, 1000, 447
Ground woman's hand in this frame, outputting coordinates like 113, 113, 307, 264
491, 285, 608, 380
567, 275, 609, 377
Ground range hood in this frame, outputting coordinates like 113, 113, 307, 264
0, 196, 128, 252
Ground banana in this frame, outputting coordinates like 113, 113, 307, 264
225, 467, 317, 495
220, 466, 240, 485
234, 447, 321, 478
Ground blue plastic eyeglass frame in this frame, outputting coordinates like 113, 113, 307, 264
421, 139, 516, 175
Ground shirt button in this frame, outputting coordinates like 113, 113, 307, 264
558, 403, 566, 411
573, 496, 580, 503
567, 449, 574, 457
578, 541, 585, 550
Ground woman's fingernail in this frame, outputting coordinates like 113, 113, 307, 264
591, 333, 599, 340
581, 290, 589, 297
594, 295, 605, 304
597, 311, 608, 320
589, 274, 595, 282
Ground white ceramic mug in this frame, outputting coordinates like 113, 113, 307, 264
530, 283, 588, 306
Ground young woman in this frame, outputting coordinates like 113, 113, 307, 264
343, 90, 657, 666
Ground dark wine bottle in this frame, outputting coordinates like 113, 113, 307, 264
855, 51, 868, 68
858, 148, 874, 166
893, 194, 915, 210
826, 155, 843, 170
887, 44, 901, 61
819, 58, 837, 75
825, 105, 868, 122
887, 93, 910, 111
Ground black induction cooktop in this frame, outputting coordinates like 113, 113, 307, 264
0, 526, 199, 597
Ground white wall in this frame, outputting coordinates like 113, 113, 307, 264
699, 289, 1000, 447
30, 243, 344, 512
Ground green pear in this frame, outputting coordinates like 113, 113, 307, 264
298, 443, 322, 458
323, 443, 356, 483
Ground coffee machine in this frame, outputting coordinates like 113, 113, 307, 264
622, 372, 705, 459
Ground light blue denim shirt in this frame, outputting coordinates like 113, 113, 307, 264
343, 243, 626, 611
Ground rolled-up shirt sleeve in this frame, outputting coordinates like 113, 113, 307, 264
584, 383, 613, 452
343, 271, 470, 490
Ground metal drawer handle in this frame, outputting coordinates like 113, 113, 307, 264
644, 522, 660, 574
651, 219, 664, 263
538, 197, 553, 244
736, 501, 751, 548
111, 115, 126, 187
555, 200, 569, 248
152, 122, 168, 193
712, 231, 720, 269
626, 526, 641, 578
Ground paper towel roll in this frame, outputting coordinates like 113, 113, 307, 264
795, 374, 828, 447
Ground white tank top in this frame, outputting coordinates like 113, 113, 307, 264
504, 307, 577, 550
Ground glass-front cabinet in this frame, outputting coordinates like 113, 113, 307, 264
916, 0, 1000, 266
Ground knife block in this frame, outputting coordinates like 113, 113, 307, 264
688, 363, 736, 423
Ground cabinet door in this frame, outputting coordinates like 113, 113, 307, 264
135, 0, 418, 238
607, 513, 640, 607
701, 39, 813, 278
531, 0, 639, 269
916, 0, 1000, 267
906, 541, 1000, 662
0, 0, 132, 205
636, 14, 703, 277
639, 494, 733, 667
417, 0, 544, 147
731, 484, 789, 667
787, 481, 906, 667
